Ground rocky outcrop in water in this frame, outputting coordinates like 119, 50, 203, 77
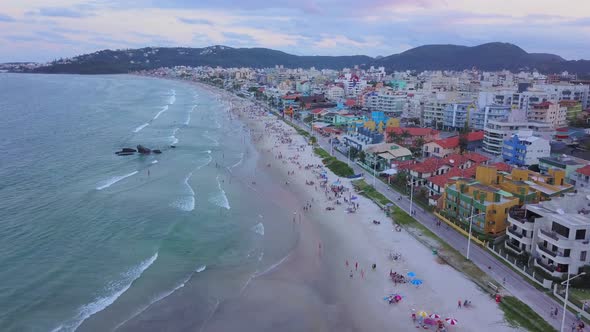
115, 145, 162, 156
137, 145, 151, 154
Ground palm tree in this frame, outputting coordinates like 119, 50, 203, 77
413, 137, 426, 158
389, 131, 403, 144
401, 130, 411, 145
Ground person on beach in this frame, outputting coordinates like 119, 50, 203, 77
355, 262, 358, 271
458, 300, 462, 308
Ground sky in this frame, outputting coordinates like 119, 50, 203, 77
1, 0, 590, 62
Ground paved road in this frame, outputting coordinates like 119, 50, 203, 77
284, 116, 578, 331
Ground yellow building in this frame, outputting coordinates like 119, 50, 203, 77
442, 165, 573, 235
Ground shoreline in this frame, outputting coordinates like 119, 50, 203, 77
173, 78, 520, 331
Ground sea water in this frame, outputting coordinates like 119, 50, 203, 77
0, 74, 297, 331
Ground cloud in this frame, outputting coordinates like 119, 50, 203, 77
1, 0, 589, 62
30, 7, 94, 18
177, 17, 213, 25
0, 13, 15, 22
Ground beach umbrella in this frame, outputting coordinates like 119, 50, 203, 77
429, 313, 441, 319
417, 311, 428, 318
445, 318, 458, 326
407, 272, 416, 277
410, 279, 423, 286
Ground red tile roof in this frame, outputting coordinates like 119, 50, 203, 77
386, 127, 440, 136
576, 165, 590, 176
534, 101, 553, 108
431, 131, 484, 149
490, 162, 512, 172
311, 108, 325, 114
402, 152, 488, 175
467, 131, 484, 141
345, 99, 356, 107
434, 136, 459, 149
428, 166, 478, 188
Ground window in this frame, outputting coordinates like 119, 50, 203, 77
581, 251, 587, 261
576, 229, 586, 240
564, 249, 571, 257
552, 222, 570, 238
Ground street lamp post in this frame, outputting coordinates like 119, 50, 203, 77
561, 272, 587, 332
373, 160, 377, 186
465, 204, 486, 260
347, 146, 351, 166
409, 176, 414, 216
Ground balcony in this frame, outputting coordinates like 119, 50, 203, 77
505, 240, 523, 254
535, 258, 555, 272
507, 227, 523, 239
539, 228, 559, 241
536, 243, 557, 257
508, 208, 535, 231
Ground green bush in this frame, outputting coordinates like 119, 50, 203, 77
499, 296, 556, 332
324, 158, 354, 177
314, 148, 331, 159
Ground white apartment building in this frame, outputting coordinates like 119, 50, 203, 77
335, 73, 368, 98
506, 192, 590, 278
483, 120, 553, 155
535, 83, 589, 109
326, 85, 345, 101
377, 90, 407, 116
502, 130, 551, 167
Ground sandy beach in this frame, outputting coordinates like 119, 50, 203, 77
181, 82, 521, 332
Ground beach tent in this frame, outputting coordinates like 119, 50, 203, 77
445, 318, 458, 326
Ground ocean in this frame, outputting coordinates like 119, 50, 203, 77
0, 74, 297, 331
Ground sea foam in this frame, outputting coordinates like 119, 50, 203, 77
168, 89, 176, 105
51, 252, 158, 332
96, 171, 138, 190
203, 131, 219, 146
252, 222, 264, 236
230, 152, 244, 169
153, 105, 168, 120
172, 172, 195, 211
169, 128, 180, 145
133, 123, 149, 133
208, 175, 230, 210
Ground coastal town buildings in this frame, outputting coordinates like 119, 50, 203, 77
422, 131, 484, 158
483, 120, 553, 155
441, 165, 571, 236
506, 192, 590, 278
527, 102, 567, 129
502, 131, 551, 166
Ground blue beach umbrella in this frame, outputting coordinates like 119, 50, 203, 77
410, 279, 423, 286
407, 272, 416, 277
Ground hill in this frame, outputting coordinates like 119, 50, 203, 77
373, 42, 588, 73
31, 46, 372, 74
28, 43, 590, 75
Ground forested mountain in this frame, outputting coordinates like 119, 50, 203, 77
27, 43, 590, 75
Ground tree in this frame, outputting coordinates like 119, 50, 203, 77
349, 147, 359, 160
358, 150, 367, 164
389, 131, 403, 144
401, 130, 411, 142
414, 137, 425, 147
458, 122, 469, 154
